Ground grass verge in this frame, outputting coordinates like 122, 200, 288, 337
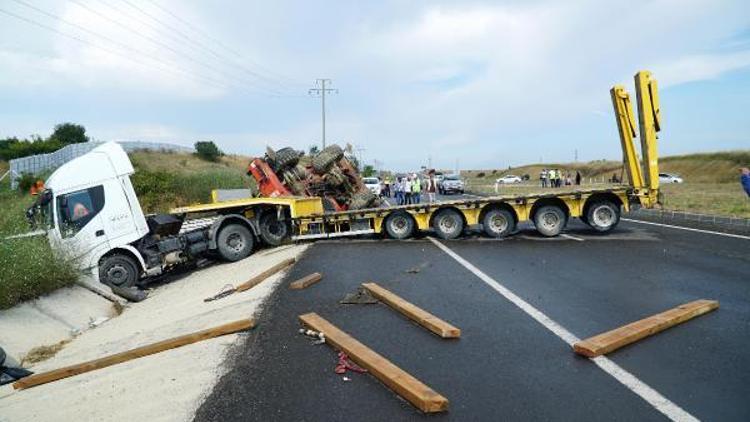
0, 189, 79, 310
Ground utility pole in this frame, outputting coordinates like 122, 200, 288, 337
308, 79, 338, 149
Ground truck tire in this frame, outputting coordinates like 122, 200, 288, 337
432, 208, 464, 239
312, 145, 343, 174
349, 191, 377, 210
534, 205, 566, 237
272, 147, 300, 172
385, 211, 415, 239
482, 208, 515, 238
216, 224, 254, 262
259, 212, 290, 246
585, 201, 620, 232
99, 253, 140, 288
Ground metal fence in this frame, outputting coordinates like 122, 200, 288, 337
627, 207, 750, 231
9, 141, 194, 189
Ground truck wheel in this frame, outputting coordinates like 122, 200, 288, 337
385, 211, 415, 239
312, 145, 344, 174
99, 254, 140, 288
259, 212, 290, 246
350, 191, 377, 210
272, 147, 300, 172
483, 208, 515, 238
534, 205, 566, 237
217, 224, 254, 262
585, 201, 620, 232
432, 208, 464, 239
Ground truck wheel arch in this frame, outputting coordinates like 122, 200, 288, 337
97, 246, 147, 276
208, 214, 259, 249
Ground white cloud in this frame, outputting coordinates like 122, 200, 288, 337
651, 51, 750, 87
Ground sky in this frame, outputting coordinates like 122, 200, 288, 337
0, 0, 749, 171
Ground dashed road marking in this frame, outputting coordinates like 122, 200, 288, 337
429, 237, 699, 422
561, 234, 585, 241
622, 218, 750, 240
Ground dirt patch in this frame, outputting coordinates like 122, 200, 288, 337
21, 339, 71, 366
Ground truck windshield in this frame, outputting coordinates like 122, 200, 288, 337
26, 189, 55, 230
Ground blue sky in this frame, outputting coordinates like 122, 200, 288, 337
1, 0, 749, 171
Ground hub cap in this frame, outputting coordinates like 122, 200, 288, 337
390, 216, 409, 235
106, 264, 129, 286
226, 232, 245, 252
541, 212, 560, 230
593, 206, 615, 227
439, 215, 457, 233
489, 215, 508, 233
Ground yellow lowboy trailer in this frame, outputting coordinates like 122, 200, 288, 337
172, 71, 660, 244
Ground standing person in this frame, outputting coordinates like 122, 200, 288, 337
403, 176, 413, 205
426, 171, 437, 203
394, 177, 403, 205
565, 173, 572, 186
540, 169, 548, 188
549, 169, 556, 188
557, 169, 562, 187
383, 178, 391, 198
575, 171, 581, 186
412, 174, 422, 204
741, 168, 750, 197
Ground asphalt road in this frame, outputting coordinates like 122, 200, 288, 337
194, 219, 750, 421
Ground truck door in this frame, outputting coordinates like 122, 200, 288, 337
53, 185, 110, 268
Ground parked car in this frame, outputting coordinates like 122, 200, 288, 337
362, 177, 382, 195
658, 173, 683, 184
496, 175, 522, 184
439, 174, 464, 195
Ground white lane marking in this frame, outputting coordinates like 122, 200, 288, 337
622, 218, 750, 240
429, 237, 699, 422
561, 234, 585, 242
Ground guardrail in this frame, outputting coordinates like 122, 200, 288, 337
628, 207, 750, 229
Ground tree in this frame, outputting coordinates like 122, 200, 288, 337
194, 141, 223, 162
50, 123, 88, 144
309, 145, 320, 155
362, 164, 376, 177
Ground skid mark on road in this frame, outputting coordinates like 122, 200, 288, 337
429, 237, 699, 422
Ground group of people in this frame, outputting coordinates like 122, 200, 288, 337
540, 169, 581, 188
383, 171, 440, 205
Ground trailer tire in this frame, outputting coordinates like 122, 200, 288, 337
312, 145, 343, 174
534, 205, 566, 237
432, 208, 464, 239
99, 253, 140, 288
259, 212, 290, 246
385, 211, 415, 239
482, 208, 515, 238
272, 147, 300, 172
585, 201, 620, 232
217, 224, 254, 262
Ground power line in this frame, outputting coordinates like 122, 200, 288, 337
83, 0, 284, 96
308, 79, 338, 149
145, 0, 304, 88
120, 0, 300, 94
0, 6, 231, 91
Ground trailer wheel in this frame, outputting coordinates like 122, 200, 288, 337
99, 254, 140, 288
585, 201, 620, 232
432, 208, 464, 239
217, 224, 254, 261
259, 212, 290, 246
312, 145, 344, 174
534, 205, 566, 237
385, 211, 415, 239
482, 208, 515, 238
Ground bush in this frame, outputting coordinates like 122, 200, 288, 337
476, 172, 486, 178
492, 169, 497, 174
15, 173, 38, 193
195, 141, 223, 162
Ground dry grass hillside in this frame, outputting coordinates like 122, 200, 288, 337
464, 150, 750, 218
127, 150, 251, 175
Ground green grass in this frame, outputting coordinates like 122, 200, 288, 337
0, 189, 79, 310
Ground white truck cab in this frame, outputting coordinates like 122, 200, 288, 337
28, 142, 260, 291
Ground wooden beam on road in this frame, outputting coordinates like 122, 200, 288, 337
13, 318, 255, 390
299, 312, 449, 413
361, 282, 460, 339
573, 299, 719, 357
289, 272, 322, 290
236, 257, 296, 292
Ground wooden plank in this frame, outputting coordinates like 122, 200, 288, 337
299, 312, 448, 413
573, 299, 719, 357
289, 272, 322, 290
13, 318, 255, 390
236, 257, 296, 292
361, 282, 460, 339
